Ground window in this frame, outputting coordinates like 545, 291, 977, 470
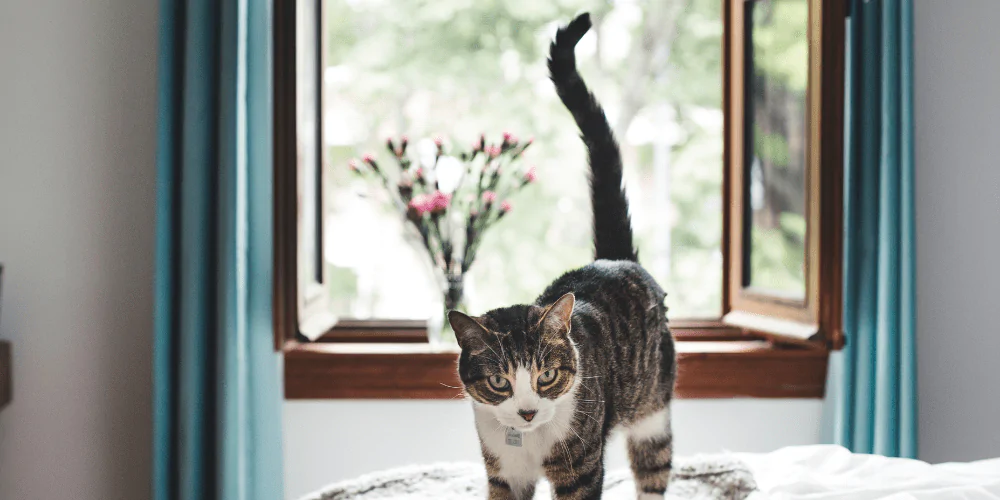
321, 0, 725, 322
276, 0, 846, 398
723, 0, 845, 348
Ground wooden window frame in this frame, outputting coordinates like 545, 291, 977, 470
722, 0, 846, 350
276, 0, 846, 399
273, 0, 337, 352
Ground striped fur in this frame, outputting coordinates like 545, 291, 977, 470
548, 12, 636, 262
449, 12, 676, 500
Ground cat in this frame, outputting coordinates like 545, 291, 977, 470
447, 12, 677, 500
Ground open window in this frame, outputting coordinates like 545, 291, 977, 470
274, 0, 338, 350
722, 0, 845, 349
275, 0, 846, 398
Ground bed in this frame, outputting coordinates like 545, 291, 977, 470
299, 445, 1000, 500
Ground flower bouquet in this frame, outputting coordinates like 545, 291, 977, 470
350, 132, 537, 343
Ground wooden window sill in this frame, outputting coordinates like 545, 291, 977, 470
284, 339, 829, 400
312, 319, 767, 344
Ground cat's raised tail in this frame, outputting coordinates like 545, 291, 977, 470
548, 12, 637, 263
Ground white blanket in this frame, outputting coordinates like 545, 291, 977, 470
739, 445, 1000, 500
301, 445, 1000, 499
299, 454, 756, 499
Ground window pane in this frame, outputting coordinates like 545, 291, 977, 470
744, 0, 808, 298
297, 0, 321, 287
323, 0, 723, 319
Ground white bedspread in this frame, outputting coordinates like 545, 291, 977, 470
301, 445, 1000, 499
738, 445, 1000, 500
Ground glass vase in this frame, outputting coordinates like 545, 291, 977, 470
427, 274, 466, 347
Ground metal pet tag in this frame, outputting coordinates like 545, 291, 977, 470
505, 428, 523, 447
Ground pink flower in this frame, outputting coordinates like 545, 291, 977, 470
502, 131, 513, 143
500, 200, 513, 212
408, 194, 432, 216
482, 191, 497, 205
434, 135, 444, 147
348, 159, 359, 172
414, 167, 424, 180
406, 195, 428, 223
361, 153, 379, 172
523, 166, 537, 183
429, 191, 452, 214
486, 145, 501, 158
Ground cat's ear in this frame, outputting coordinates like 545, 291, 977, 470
448, 310, 490, 355
538, 293, 575, 339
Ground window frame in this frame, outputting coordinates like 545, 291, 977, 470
273, 0, 336, 351
722, 0, 846, 350
275, 0, 846, 398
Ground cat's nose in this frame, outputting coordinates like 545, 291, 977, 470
518, 409, 537, 422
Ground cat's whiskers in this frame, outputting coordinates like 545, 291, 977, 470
559, 439, 575, 476
473, 349, 505, 373
566, 425, 588, 452
492, 418, 509, 435
554, 414, 588, 451
575, 379, 598, 395
479, 354, 506, 373
493, 332, 508, 364
537, 342, 555, 363
482, 343, 502, 364
572, 407, 601, 426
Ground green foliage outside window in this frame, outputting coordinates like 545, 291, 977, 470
319, 0, 808, 320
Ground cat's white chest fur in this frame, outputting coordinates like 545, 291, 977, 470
474, 391, 578, 490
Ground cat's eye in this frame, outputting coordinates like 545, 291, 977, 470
487, 374, 510, 391
538, 369, 558, 386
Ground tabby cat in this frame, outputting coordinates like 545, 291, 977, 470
447, 12, 677, 500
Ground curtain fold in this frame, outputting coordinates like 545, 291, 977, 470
826, 0, 916, 458
154, 0, 284, 498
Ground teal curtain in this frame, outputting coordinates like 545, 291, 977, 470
825, 0, 916, 458
154, 0, 284, 499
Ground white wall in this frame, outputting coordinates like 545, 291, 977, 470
284, 399, 823, 499
0, 0, 159, 499
913, 0, 1000, 464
